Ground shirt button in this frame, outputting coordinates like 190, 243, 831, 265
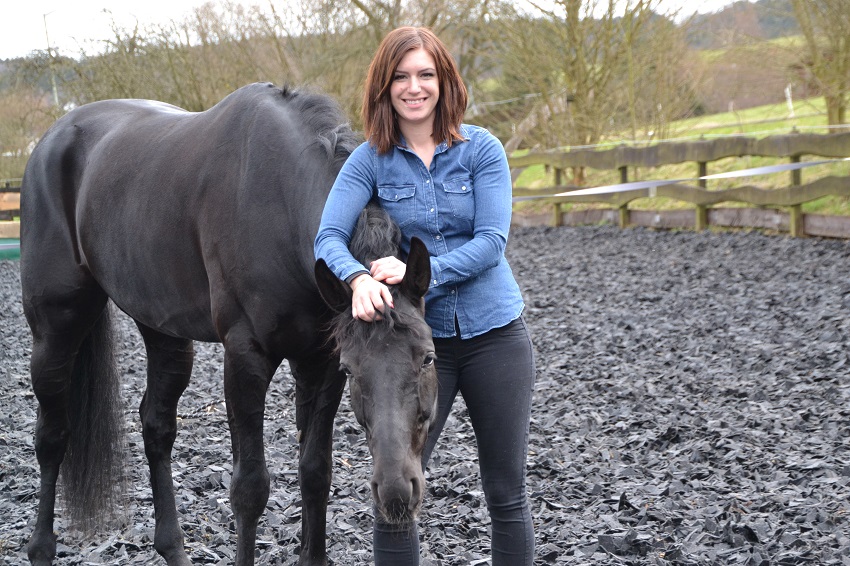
425, 180, 430, 184
430, 208, 434, 213
435, 235, 441, 240
433, 279, 437, 285
450, 289, 455, 294
462, 186, 467, 191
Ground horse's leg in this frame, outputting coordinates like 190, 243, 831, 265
222, 335, 280, 566
290, 353, 347, 566
27, 332, 88, 566
135, 323, 194, 566
25, 289, 109, 566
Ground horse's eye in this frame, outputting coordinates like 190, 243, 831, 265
340, 365, 353, 379
421, 354, 435, 369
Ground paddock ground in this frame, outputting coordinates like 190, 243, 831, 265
1, 225, 848, 565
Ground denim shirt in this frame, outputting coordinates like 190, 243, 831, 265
314, 124, 524, 339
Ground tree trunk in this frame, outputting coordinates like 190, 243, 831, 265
824, 94, 849, 130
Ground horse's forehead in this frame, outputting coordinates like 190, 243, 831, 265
349, 336, 431, 395
367, 324, 430, 355
342, 315, 431, 364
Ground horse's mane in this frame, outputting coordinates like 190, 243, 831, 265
348, 201, 402, 267
279, 85, 361, 170
329, 203, 425, 352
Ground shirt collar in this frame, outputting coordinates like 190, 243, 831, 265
396, 131, 470, 155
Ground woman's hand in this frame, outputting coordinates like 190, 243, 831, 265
370, 256, 407, 285
348, 256, 407, 321
350, 273, 394, 321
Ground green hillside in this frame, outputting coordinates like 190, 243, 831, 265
513, 96, 850, 216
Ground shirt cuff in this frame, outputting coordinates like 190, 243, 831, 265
345, 270, 370, 285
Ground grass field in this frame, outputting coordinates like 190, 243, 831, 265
511, 96, 850, 216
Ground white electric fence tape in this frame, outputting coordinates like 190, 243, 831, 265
513, 157, 850, 201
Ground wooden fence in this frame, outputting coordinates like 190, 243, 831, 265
509, 131, 850, 238
0, 179, 21, 238
3, 133, 850, 239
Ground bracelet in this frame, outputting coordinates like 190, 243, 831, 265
349, 272, 371, 290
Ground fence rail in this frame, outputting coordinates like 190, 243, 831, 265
1, 178, 22, 190
509, 132, 850, 237
0, 179, 21, 234
4, 132, 850, 240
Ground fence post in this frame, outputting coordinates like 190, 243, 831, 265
548, 165, 566, 227
618, 166, 629, 228
789, 155, 803, 237
695, 162, 708, 231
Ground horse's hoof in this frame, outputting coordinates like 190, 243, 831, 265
26, 534, 57, 566
27, 552, 55, 565
159, 549, 192, 566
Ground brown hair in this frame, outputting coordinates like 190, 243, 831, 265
361, 27, 468, 154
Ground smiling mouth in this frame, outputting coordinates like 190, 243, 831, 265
404, 98, 426, 106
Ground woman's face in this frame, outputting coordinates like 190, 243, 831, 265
390, 48, 440, 132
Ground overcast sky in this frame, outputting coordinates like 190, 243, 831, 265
1, 0, 752, 61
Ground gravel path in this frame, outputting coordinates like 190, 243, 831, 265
2, 226, 849, 565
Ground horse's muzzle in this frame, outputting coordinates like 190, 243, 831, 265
371, 471, 423, 524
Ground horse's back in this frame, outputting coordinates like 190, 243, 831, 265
23, 96, 217, 337
22, 83, 349, 348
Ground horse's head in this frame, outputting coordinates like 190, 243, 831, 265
315, 237, 437, 524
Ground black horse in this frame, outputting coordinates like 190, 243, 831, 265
20, 82, 438, 566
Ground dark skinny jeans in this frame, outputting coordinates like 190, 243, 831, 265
373, 316, 536, 565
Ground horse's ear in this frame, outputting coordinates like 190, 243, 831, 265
315, 259, 352, 313
400, 237, 431, 301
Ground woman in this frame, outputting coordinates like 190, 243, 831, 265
314, 26, 535, 565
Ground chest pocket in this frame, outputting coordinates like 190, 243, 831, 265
377, 185, 417, 227
442, 178, 474, 221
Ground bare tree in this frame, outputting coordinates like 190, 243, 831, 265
62, 2, 309, 111
24, 0, 687, 152
0, 65, 62, 179
790, 0, 850, 127
492, 0, 691, 156
627, 13, 706, 140
0, 83, 57, 179
53, 0, 502, 129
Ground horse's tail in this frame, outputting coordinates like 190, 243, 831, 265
61, 305, 127, 533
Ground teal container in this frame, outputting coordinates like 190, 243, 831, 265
0, 239, 20, 260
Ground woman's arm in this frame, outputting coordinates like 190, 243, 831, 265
314, 143, 376, 282
314, 143, 394, 320
429, 130, 512, 288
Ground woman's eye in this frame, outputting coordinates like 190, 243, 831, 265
393, 74, 406, 81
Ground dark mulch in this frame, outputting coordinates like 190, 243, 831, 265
1, 225, 849, 565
